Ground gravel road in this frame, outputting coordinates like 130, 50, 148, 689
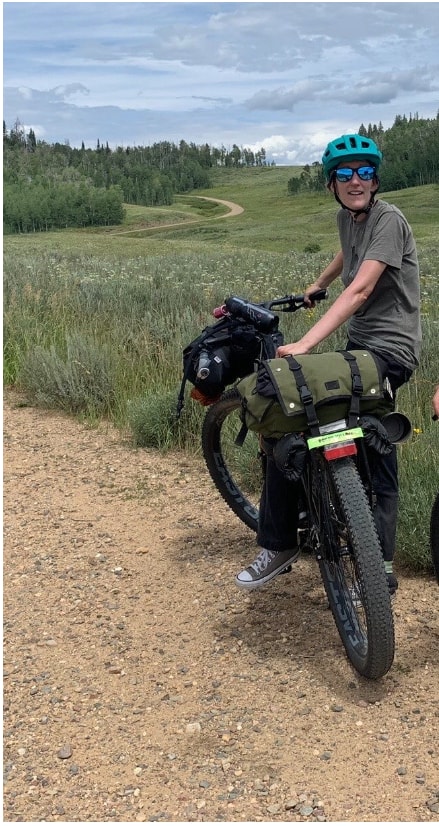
3, 389, 439, 822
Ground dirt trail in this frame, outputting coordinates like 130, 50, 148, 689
3, 389, 439, 823
109, 196, 244, 235
197, 196, 244, 217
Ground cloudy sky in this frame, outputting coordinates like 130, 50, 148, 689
3, 1, 439, 165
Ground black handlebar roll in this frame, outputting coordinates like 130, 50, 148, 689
224, 296, 279, 332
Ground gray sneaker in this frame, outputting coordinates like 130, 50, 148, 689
235, 547, 300, 589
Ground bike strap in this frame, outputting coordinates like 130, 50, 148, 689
176, 358, 193, 418
234, 420, 249, 447
340, 351, 363, 428
285, 355, 320, 436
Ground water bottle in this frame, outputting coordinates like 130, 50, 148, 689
196, 350, 211, 380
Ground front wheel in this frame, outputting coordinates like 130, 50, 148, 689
201, 389, 262, 532
430, 492, 439, 584
305, 454, 395, 680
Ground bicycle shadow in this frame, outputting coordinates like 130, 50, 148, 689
217, 561, 394, 699
172, 523, 389, 702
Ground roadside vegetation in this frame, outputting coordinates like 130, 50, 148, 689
3, 161, 439, 573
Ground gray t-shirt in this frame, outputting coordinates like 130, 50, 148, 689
337, 199, 421, 370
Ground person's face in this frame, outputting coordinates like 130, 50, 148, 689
330, 160, 378, 213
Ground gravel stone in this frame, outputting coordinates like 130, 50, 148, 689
57, 745, 72, 760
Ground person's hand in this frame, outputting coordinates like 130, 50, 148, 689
276, 340, 310, 358
303, 282, 322, 307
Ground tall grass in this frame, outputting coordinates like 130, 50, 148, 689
3, 176, 439, 572
3, 245, 331, 418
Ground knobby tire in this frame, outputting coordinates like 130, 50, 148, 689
309, 455, 395, 679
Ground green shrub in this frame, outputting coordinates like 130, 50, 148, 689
128, 389, 184, 449
19, 332, 115, 416
304, 241, 321, 253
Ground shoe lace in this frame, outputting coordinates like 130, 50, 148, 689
250, 548, 276, 575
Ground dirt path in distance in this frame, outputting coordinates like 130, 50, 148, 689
196, 196, 244, 218
109, 196, 244, 235
3, 389, 439, 823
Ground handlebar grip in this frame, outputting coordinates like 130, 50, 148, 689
308, 288, 327, 302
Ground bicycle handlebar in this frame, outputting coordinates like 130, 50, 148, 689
213, 289, 328, 332
269, 288, 328, 308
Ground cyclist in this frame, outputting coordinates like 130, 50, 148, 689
236, 133, 421, 598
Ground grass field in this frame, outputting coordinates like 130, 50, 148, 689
5, 167, 438, 257
3, 167, 439, 571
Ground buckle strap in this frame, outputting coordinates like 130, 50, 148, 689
285, 355, 320, 436
340, 351, 362, 427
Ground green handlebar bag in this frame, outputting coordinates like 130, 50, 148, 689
236, 349, 392, 438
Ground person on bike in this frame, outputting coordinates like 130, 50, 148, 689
236, 132, 421, 597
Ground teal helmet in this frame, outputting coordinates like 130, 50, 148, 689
322, 133, 382, 181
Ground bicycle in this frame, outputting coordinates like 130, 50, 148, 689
182, 291, 395, 680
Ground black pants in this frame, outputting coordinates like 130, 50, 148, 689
257, 344, 412, 563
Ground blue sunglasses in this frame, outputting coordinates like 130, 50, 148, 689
334, 166, 376, 182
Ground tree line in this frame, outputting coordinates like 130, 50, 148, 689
3, 123, 270, 233
288, 113, 439, 196
4, 113, 438, 233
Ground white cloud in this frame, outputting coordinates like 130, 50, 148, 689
245, 79, 322, 112
17, 86, 33, 100
3, 2, 439, 165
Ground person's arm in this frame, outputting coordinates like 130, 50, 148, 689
433, 386, 439, 419
278, 258, 387, 357
304, 250, 344, 302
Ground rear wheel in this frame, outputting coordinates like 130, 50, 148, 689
201, 389, 262, 532
430, 492, 439, 584
306, 454, 395, 680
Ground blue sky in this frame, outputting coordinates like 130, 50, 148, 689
3, 1, 439, 165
